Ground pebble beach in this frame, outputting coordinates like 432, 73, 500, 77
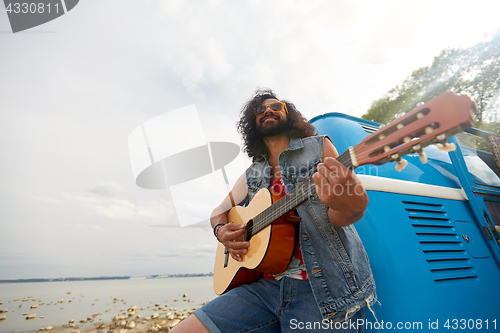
0, 277, 217, 333
1, 295, 203, 333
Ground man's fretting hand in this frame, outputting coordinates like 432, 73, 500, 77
313, 157, 368, 226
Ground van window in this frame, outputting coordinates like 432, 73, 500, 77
456, 132, 500, 187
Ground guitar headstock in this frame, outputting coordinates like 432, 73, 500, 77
352, 92, 475, 171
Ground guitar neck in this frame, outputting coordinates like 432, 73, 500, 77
337, 149, 355, 169
247, 150, 353, 239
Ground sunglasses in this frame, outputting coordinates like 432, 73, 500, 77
254, 101, 288, 116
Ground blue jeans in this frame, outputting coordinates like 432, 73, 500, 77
194, 277, 366, 333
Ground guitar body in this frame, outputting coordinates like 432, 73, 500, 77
213, 188, 297, 295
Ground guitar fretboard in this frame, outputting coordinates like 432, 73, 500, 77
337, 149, 354, 169
245, 150, 353, 240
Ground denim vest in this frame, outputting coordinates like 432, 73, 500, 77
245, 135, 376, 322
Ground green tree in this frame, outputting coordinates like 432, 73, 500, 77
363, 29, 500, 131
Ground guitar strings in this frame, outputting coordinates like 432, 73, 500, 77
337, 150, 353, 169
332, 102, 468, 167
246, 148, 360, 237
248, 150, 354, 236
249, 179, 316, 236
340, 128, 449, 167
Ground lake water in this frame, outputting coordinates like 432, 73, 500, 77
0, 276, 218, 333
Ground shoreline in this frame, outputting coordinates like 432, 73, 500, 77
0, 277, 217, 333
0, 274, 214, 285
6, 297, 206, 333
47, 302, 201, 333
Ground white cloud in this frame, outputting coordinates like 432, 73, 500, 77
64, 194, 176, 224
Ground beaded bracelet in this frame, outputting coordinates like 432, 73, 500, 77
213, 223, 225, 240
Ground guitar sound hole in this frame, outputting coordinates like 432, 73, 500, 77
245, 220, 254, 241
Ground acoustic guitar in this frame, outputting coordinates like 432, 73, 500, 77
213, 92, 476, 295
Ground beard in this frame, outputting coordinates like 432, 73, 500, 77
256, 116, 288, 137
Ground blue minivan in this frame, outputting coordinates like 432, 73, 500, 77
311, 112, 500, 332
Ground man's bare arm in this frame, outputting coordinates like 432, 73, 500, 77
210, 173, 250, 262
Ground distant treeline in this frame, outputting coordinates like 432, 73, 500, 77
0, 276, 130, 283
0, 273, 213, 283
363, 29, 500, 132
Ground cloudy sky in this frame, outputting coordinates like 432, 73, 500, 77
1, 0, 499, 280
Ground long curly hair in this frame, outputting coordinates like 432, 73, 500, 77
237, 88, 317, 161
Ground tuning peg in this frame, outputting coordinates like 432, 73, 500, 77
436, 133, 446, 141
418, 151, 428, 164
437, 142, 456, 152
410, 143, 428, 164
395, 159, 408, 172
